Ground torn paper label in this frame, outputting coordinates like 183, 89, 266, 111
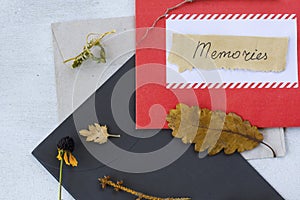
168, 34, 289, 73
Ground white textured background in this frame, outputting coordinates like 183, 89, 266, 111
0, 1, 299, 200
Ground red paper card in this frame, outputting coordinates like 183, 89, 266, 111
135, 0, 300, 129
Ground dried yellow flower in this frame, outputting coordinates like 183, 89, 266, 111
56, 136, 78, 167
79, 123, 120, 144
56, 136, 78, 200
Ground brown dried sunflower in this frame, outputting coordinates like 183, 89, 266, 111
56, 136, 78, 167
56, 136, 78, 200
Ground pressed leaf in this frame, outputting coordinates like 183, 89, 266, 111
166, 103, 273, 156
79, 123, 120, 144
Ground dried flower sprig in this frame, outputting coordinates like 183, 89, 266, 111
138, 0, 194, 44
56, 136, 78, 200
99, 176, 191, 200
79, 123, 120, 144
64, 30, 116, 68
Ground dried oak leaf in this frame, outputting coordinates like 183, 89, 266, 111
166, 103, 265, 156
79, 123, 120, 144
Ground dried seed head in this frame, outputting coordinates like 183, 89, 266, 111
57, 136, 75, 152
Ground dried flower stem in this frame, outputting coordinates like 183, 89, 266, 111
58, 150, 64, 200
99, 176, 191, 200
64, 30, 116, 68
138, 0, 194, 44
56, 137, 78, 200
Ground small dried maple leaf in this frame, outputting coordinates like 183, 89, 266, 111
166, 103, 275, 156
79, 123, 120, 144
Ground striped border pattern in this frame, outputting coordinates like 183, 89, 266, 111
166, 82, 299, 89
166, 13, 297, 20
166, 13, 298, 89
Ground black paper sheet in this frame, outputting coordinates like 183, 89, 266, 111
32, 56, 283, 200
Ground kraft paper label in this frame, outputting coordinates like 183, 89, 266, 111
168, 34, 289, 73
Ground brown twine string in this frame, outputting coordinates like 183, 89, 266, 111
137, 0, 194, 45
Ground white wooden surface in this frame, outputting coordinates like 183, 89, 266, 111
0, 1, 299, 199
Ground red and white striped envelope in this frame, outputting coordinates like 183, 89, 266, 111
135, 0, 300, 129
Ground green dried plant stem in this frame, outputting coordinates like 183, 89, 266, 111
64, 48, 92, 68
63, 30, 116, 68
58, 150, 64, 200
86, 30, 116, 47
99, 176, 191, 200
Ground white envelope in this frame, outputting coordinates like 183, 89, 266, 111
52, 16, 285, 160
